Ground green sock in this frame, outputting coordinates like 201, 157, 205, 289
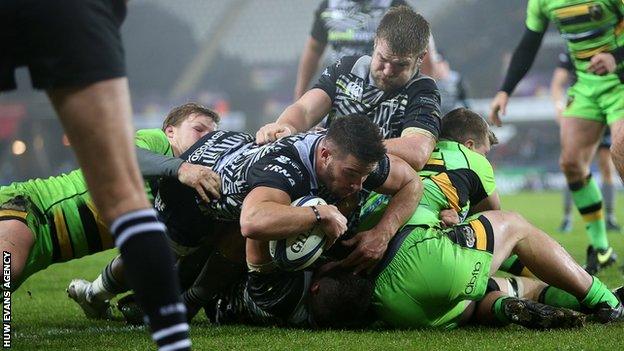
491, 296, 511, 324
581, 277, 619, 309
539, 286, 581, 311
569, 175, 608, 249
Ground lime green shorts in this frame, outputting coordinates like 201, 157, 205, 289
373, 215, 494, 329
564, 73, 624, 125
0, 184, 113, 291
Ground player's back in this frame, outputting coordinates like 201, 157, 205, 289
3, 170, 90, 212
360, 140, 495, 229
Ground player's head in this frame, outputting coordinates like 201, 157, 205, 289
162, 102, 220, 156
309, 267, 374, 329
319, 115, 386, 198
371, 6, 430, 93
440, 108, 498, 156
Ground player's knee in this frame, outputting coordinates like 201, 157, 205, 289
500, 210, 530, 233
559, 156, 584, 179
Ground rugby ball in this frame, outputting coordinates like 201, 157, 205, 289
269, 196, 327, 271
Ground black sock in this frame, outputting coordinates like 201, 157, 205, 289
111, 208, 191, 351
101, 256, 129, 295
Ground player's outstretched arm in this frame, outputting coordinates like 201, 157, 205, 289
255, 89, 332, 145
340, 155, 421, 274
240, 186, 346, 245
384, 130, 436, 171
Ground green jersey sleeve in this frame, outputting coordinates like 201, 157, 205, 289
526, 0, 549, 33
134, 129, 173, 156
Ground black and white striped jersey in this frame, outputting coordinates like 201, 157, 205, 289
311, 0, 408, 62
156, 130, 389, 247
313, 55, 442, 139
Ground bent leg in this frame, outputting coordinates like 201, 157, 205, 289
0, 220, 35, 289
484, 210, 622, 320
560, 117, 609, 260
48, 79, 189, 349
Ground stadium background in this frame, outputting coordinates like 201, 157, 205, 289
2, 1, 624, 349
1, 0, 619, 194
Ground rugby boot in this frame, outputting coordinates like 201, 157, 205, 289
67, 279, 112, 320
116, 294, 144, 325
587, 300, 624, 324
585, 246, 617, 275
502, 297, 585, 330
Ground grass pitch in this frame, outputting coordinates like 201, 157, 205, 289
9, 191, 624, 350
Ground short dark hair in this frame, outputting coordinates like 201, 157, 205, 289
162, 102, 220, 131
326, 115, 386, 165
376, 6, 430, 56
440, 108, 497, 147
309, 268, 374, 329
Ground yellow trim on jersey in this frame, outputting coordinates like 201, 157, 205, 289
430, 173, 460, 212
553, 3, 592, 19
615, 20, 624, 35
469, 219, 488, 252
53, 208, 73, 260
574, 44, 611, 59
0, 209, 27, 220
426, 158, 445, 166
86, 201, 114, 249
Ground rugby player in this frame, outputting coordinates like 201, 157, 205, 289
97, 114, 422, 326
201, 109, 578, 330
1, 1, 200, 348
294, 0, 439, 100
551, 52, 621, 234
257, 6, 441, 172
0, 103, 218, 295
489, 0, 624, 274
361, 109, 624, 329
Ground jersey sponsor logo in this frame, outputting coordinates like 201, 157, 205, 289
263, 164, 292, 179
464, 261, 482, 295
275, 155, 292, 165
345, 81, 364, 101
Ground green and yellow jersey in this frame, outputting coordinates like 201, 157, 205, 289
360, 140, 496, 230
526, 0, 624, 76
0, 129, 172, 289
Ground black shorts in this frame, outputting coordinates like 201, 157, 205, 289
0, 0, 127, 91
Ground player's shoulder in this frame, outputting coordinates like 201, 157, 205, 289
135, 128, 167, 142
458, 144, 493, 174
405, 72, 438, 93
331, 55, 370, 77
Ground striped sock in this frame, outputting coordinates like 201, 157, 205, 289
569, 175, 608, 249
111, 208, 191, 351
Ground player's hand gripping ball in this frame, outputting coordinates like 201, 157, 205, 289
269, 196, 327, 271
